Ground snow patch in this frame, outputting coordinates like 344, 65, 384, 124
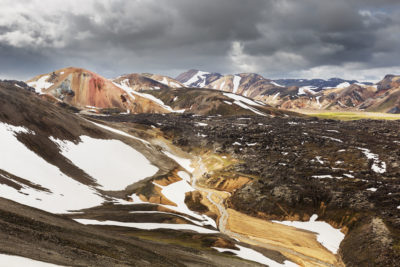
271, 81, 284, 87
74, 219, 217, 234
272, 92, 280, 100
219, 81, 226, 90
184, 71, 210, 87
27, 75, 53, 94
51, 136, 158, 190
0, 254, 64, 267
312, 175, 335, 179
357, 147, 386, 174
162, 151, 194, 173
233, 100, 266, 116
113, 81, 185, 113
232, 75, 242, 94
273, 214, 345, 254
336, 82, 351, 88
0, 122, 104, 213
298, 86, 318, 96
321, 136, 343, 143
223, 92, 263, 106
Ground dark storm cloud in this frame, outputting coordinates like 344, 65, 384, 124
0, 0, 399, 81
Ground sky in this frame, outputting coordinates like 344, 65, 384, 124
0, 0, 399, 82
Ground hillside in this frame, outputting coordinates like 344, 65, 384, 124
175, 70, 400, 114
2, 77, 400, 266
0, 81, 272, 267
27, 67, 169, 114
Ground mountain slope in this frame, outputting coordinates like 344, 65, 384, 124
140, 87, 301, 117
27, 67, 169, 114
176, 69, 400, 114
1, 81, 276, 266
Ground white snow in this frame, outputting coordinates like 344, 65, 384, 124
246, 143, 257, 146
74, 219, 218, 234
233, 101, 266, 116
195, 122, 208, 127
272, 92, 280, 100
315, 156, 324, 164
27, 75, 53, 94
183, 71, 210, 87
273, 214, 345, 254
158, 77, 181, 88
51, 136, 158, 190
298, 86, 318, 95
159, 77, 169, 86
158, 153, 216, 227
0, 123, 104, 213
312, 175, 335, 179
154, 179, 216, 226
271, 81, 284, 87
357, 147, 386, 174
162, 151, 194, 173
170, 82, 181, 88
233, 142, 241, 146
367, 188, 377, 192
219, 81, 226, 90
213, 245, 298, 267
129, 210, 208, 227
327, 130, 340, 133
316, 96, 322, 108
223, 100, 232, 105
113, 81, 185, 113
177, 171, 190, 181
223, 92, 262, 106
134, 91, 185, 113
336, 82, 351, 88
343, 174, 354, 178
321, 136, 343, 143
86, 120, 150, 145
232, 75, 242, 94
0, 254, 64, 267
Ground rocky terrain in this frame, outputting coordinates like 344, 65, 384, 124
0, 81, 302, 266
2, 68, 400, 266
95, 112, 400, 266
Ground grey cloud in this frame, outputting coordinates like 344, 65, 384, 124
0, 0, 399, 81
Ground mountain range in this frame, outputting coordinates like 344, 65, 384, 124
25, 67, 400, 116
0, 67, 400, 266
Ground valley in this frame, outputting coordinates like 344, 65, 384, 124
0, 69, 400, 266
2, 1, 400, 266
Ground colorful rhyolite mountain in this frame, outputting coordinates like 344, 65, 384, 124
27, 67, 291, 117
27, 67, 170, 114
27, 67, 400, 114
176, 70, 400, 113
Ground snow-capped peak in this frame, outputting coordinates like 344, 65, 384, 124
183, 70, 210, 87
